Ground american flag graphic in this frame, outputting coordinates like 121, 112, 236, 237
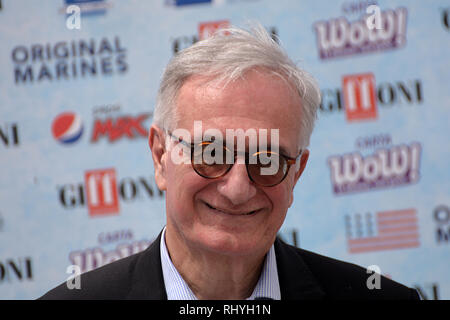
346, 209, 420, 254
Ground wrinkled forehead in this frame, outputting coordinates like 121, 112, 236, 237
174, 70, 303, 153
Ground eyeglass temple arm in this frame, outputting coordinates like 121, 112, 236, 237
166, 131, 193, 148
286, 149, 303, 166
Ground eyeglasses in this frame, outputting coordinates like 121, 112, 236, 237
166, 131, 302, 187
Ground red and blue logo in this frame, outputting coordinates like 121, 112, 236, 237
52, 112, 84, 144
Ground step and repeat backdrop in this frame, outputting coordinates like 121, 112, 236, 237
0, 0, 449, 299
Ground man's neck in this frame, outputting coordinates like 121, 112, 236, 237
164, 227, 268, 300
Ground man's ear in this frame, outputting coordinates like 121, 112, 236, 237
288, 149, 309, 208
148, 125, 168, 191
294, 149, 309, 183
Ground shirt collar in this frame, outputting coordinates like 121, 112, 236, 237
160, 227, 281, 300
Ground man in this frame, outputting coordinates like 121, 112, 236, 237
41, 25, 419, 300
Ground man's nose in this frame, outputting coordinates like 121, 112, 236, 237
216, 163, 257, 206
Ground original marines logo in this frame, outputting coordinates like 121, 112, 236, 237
11, 36, 128, 84
328, 139, 421, 195
313, 6, 407, 60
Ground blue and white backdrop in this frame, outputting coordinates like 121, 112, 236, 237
0, 0, 449, 299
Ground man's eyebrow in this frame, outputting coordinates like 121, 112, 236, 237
277, 146, 291, 157
204, 136, 292, 157
266, 144, 293, 158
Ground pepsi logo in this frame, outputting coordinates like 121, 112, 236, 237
52, 112, 83, 144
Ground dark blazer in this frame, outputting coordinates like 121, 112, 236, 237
40, 231, 419, 300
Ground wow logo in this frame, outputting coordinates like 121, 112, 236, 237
328, 142, 421, 195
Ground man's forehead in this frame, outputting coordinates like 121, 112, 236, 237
174, 71, 303, 152
177, 70, 300, 108
178, 77, 301, 118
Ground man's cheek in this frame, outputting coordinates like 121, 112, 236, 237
288, 191, 294, 208
285, 176, 296, 208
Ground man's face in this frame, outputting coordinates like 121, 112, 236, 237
152, 70, 308, 257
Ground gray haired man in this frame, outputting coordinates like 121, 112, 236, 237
41, 25, 420, 300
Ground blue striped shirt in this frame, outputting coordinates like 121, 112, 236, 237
160, 227, 281, 300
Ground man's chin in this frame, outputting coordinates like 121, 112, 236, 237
192, 229, 269, 257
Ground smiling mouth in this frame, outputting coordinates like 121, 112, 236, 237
203, 201, 259, 216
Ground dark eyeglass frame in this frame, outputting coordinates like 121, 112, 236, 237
166, 131, 302, 187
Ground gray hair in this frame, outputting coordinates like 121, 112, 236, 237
153, 23, 321, 148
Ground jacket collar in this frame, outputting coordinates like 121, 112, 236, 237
126, 230, 167, 300
125, 231, 325, 300
274, 238, 326, 300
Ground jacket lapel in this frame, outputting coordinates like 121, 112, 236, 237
126, 230, 167, 299
125, 232, 324, 300
274, 238, 325, 300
